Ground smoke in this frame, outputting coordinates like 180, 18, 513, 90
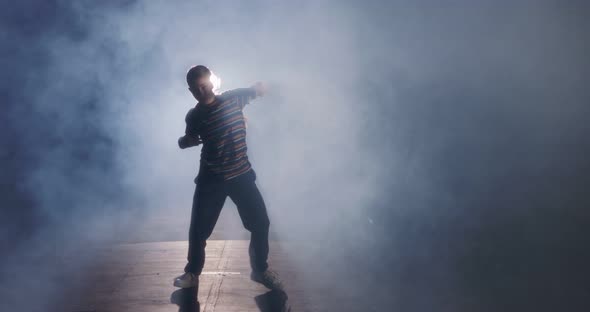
1, 0, 589, 311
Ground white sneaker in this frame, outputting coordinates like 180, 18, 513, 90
173, 272, 198, 288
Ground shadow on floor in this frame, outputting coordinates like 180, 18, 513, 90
171, 284, 290, 312
255, 288, 290, 312
171, 287, 200, 312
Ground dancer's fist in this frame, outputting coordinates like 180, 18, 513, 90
252, 81, 268, 97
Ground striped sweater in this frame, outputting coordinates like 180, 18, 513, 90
184, 87, 257, 181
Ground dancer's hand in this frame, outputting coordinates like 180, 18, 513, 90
252, 81, 268, 97
178, 135, 202, 149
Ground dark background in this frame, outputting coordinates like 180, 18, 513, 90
1, 1, 589, 311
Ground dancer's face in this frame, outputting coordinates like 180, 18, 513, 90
189, 75, 214, 102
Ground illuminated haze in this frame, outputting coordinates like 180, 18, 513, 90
1, 1, 589, 311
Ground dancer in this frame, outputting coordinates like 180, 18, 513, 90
173, 65, 282, 290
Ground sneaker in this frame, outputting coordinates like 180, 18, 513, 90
173, 272, 198, 288
250, 269, 284, 290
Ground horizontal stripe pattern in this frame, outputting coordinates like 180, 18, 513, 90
186, 87, 257, 180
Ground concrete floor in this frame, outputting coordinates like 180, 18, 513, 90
58, 240, 309, 311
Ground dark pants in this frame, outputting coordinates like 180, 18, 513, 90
184, 169, 270, 275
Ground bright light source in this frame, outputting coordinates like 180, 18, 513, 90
210, 71, 222, 94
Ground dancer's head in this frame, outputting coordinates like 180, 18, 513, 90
186, 65, 214, 102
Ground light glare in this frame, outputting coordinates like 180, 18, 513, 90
210, 71, 222, 94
